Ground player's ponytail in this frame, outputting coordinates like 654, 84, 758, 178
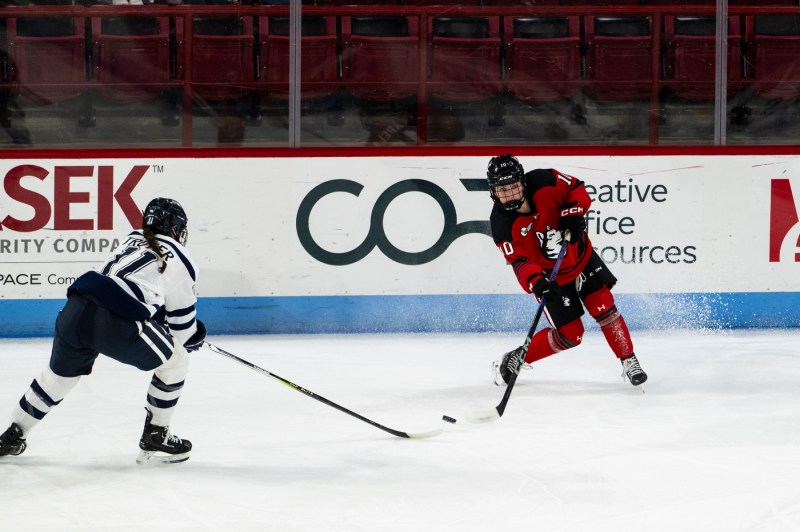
143, 227, 167, 273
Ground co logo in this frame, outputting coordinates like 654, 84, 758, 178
296, 179, 491, 265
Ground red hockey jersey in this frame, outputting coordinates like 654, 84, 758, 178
490, 168, 592, 293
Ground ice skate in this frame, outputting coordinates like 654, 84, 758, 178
492, 346, 528, 386
621, 354, 647, 386
0, 423, 27, 457
136, 409, 191, 465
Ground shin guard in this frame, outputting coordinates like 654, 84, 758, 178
13, 367, 81, 435
146, 345, 190, 427
525, 319, 584, 364
585, 288, 635, 359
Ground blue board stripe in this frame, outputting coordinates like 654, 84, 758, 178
0, 293, 798, 338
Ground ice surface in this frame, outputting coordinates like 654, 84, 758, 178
2, 329, 800, 532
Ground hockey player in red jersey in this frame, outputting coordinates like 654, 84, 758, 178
487, 154, 647, 387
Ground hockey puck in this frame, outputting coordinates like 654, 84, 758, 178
442, 415, 457, 424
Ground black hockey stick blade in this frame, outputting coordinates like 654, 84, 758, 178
463, 348, 523, 424
204, 342, 443, 440
465, 238, 570, 424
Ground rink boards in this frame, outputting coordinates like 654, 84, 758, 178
0, 151, 798, 335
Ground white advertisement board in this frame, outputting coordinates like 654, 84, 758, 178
0, 155, 798, 333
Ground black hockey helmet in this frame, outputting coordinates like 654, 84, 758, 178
487, 154, 526, 211
142, 197, 188, 245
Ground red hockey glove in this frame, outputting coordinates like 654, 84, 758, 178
558, 202, 586, 243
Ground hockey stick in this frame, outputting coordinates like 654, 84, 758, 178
204, 342, 443, 440
465, 237, 570, 424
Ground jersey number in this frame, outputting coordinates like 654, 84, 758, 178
102, 241, 159, 279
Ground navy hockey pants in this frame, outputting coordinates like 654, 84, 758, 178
49, 295, 175, 378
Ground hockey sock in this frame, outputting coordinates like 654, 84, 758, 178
147, 345, 189, 427
596, 306, 634, 359
584, 287, 634, 359
525, 319, 583, 364
13, 367, 81, 435
146, 374, 185, 427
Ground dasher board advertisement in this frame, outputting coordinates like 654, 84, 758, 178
0, 155, 798, 335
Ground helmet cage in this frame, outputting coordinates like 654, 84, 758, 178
487, 155, 526, 211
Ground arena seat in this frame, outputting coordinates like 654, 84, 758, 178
341, 16, 420, 103
503, 16, 581, 103
407, 0, 481, 4
663, 16, 744, 101
427, 16, 502, 104
749, 15, 800, 100
327, 0, 403, 4
258, 16, 338, 102
584, 16, 654, 101
176, 13, 256, 103
92, 16, 173, 103
649, 0, 713, 4
484, 0, 559, 4
6, 15, 87, 105
653, 0, 794, 3
561, 0, 641, 4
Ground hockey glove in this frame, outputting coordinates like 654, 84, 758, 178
532, 277, 561, 304
183, 320, 206, 352
558, 202, 586, 243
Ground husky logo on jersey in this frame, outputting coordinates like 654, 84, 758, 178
520, 221, 533, 237
769, 179, 800, 262
536, 226, 564, 260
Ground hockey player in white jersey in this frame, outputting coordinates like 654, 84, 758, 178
0, 197, 206, 464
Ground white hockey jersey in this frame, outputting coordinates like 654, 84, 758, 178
68, 231, 199, 346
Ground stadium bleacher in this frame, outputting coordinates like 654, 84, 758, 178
1, 1, 799, 147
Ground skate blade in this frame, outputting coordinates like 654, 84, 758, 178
136, 449, 190, 465
11, 442, 26, 456
623, 375, 647, 394
491, 361, 505, 387
0, 441, 27, 457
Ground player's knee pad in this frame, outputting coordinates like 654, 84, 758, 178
583, 286, 618, 322
38, 366, 81, 399
155, 343, 190, 385
552, 319, 584, 350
